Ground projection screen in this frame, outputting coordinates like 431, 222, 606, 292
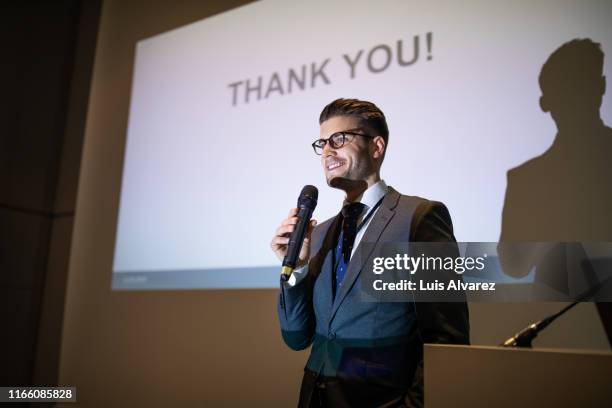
112, 0, 612, 290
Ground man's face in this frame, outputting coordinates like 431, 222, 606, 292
319, 116, 376, 188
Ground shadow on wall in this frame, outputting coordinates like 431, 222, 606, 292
500, 38, 611, 244
497, 38, 612, 343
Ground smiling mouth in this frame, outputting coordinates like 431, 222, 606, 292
326, 161, 345, 171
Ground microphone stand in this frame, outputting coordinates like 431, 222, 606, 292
501, 270, 610, 348
500, 301, 580, 347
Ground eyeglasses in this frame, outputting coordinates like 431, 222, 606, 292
311, 130, 374, 155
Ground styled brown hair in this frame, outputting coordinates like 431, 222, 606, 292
319, 98, 389, 147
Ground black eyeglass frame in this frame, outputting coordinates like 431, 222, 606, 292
311, 129, 375, 155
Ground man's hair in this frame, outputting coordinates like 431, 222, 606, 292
319, 98, 389, 147
539, 38, 604, 94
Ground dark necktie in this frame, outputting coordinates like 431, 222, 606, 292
335, 202, 366, 291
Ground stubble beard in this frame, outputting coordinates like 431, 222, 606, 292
326, 158, 375, 198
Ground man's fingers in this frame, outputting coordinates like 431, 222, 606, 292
281, 216, 298, 227
275, 224, 295, 237
270, 236, 290, 248
277, 217, 316, 238
272, 211, 316, 260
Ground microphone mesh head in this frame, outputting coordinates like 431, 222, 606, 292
298, 185, 318, 209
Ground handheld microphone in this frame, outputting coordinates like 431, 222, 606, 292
281, 185, 318, 281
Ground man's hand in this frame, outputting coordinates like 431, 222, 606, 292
270, 208, 317, 269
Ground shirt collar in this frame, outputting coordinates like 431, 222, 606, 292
344, 180, 388, 211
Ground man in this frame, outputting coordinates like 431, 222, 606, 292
271, 98, 469, 407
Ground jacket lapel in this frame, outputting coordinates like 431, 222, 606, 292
330, 188, 401, 323
310, 214, 342, 315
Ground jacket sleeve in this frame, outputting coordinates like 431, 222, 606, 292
404, 201, 470, 408
277, 265, 316, 351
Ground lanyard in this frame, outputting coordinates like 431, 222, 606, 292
356, 195, 385, 233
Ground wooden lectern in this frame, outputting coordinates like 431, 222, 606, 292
424, 344, 612, 408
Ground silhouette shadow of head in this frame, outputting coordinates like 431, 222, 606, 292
539, 39, 606, 131
498, 39, 612, 298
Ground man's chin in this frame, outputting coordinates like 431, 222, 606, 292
327, 176, 368, 191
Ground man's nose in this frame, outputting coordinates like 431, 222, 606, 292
322, 140, 336, 156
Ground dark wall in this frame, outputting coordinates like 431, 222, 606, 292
0, 0, 101, 387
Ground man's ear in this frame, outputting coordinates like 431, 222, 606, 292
372, 136, 386, 159
539, 95, 550, 113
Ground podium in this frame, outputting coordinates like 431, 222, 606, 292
424, 344, 612, 408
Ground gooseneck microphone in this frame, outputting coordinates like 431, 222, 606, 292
501, 273, 611, 347
281, 185, 318, 281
